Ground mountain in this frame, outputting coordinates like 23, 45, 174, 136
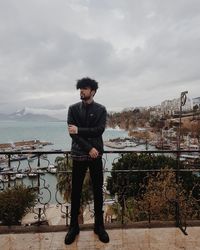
0, 108, 62, 122
20, 106, 67, 120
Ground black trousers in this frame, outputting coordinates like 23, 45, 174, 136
70, 158, 104, 225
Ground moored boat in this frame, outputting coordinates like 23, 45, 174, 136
104, 141, 126, 149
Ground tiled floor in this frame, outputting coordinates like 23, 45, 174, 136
0, 227, 200, 250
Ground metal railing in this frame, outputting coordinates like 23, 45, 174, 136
0, 149, 200, 235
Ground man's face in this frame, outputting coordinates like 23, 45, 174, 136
80, 87, 95, 101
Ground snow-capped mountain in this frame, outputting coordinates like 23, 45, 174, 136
0, 106, 67, 121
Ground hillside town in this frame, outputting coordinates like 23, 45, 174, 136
106, 95, 200, 152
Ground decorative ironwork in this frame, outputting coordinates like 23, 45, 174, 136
0, 149, 200, 236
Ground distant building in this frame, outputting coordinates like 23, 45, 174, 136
160, 97, 192, 115
193, 97, 200, 108
183, 97, 192, 111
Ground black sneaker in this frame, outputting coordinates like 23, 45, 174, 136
64, 226, 80, 245
94, 226, 109, 243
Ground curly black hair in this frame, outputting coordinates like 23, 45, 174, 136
76, 77, 98, 91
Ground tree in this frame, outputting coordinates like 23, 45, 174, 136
0, 185, 37, 225
106, 153, 200, 222
107, 153, 180, 199
56, 156, 93, 224
55, 156, 72, 202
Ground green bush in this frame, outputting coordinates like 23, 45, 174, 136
106, 153, 200, 222
0, 185, 37, 226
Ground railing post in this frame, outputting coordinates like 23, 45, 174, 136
66, 205, 69, 226
175, 91, 188, 235
8, 154, 11, 188
37, 153, 41, 224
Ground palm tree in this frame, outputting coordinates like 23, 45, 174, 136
55, 156, 72, 202
55, 155, 93, 224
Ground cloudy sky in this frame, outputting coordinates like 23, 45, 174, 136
0, 0, 200, 114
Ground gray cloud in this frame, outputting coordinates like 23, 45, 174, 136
0, 0, 200, 114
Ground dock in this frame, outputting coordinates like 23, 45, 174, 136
0, 140, 53, 151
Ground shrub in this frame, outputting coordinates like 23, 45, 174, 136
107, 153, 200, 222
0, 185, 37, 226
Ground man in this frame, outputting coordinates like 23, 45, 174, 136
65, 77, 109, 245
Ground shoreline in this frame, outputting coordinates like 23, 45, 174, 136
0, 139, 53, 151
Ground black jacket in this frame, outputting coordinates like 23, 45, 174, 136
67, 101, 107, 158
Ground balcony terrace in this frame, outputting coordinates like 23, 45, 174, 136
0, 149, 200, 249
1, 227, 200, 249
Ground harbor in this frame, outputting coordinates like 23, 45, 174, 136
0, 139, 53, 151
0, 139, 53, 164
0, 139, 57, 184
104, 137, 146, 149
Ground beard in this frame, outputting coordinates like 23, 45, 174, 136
80, 94, 91, 101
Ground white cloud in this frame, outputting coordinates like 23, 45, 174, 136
0, 0, 200, 114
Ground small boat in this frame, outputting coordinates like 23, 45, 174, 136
188, 144, 199, 150
0, 175, 9, 182
104, 141, 126, 149
47, 164, 57, 174
10, 154, 27, 162
16, 173, 24, 179
125, 141, 137, 147
41, 154, 47, 159
28, 171, 38, 178
36, 169, 45, 175
12, 153, 38, 162
180, 154, 199, 161
10, 175, 17, 181
1, 166, 14, 172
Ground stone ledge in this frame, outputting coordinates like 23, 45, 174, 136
1, 220, 200, 234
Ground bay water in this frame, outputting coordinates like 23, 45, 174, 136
0, 121, 131, 203
0, 121, 129, 150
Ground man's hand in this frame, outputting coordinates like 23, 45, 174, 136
89, 148, 99, 158
68, 124, 78, 134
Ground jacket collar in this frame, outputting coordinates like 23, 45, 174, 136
81, 100, 94, 108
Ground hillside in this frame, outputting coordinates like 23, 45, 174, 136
107, 109, 151, 130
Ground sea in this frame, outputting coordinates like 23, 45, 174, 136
0, 121, 151, 204
0, 121, 130, 150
